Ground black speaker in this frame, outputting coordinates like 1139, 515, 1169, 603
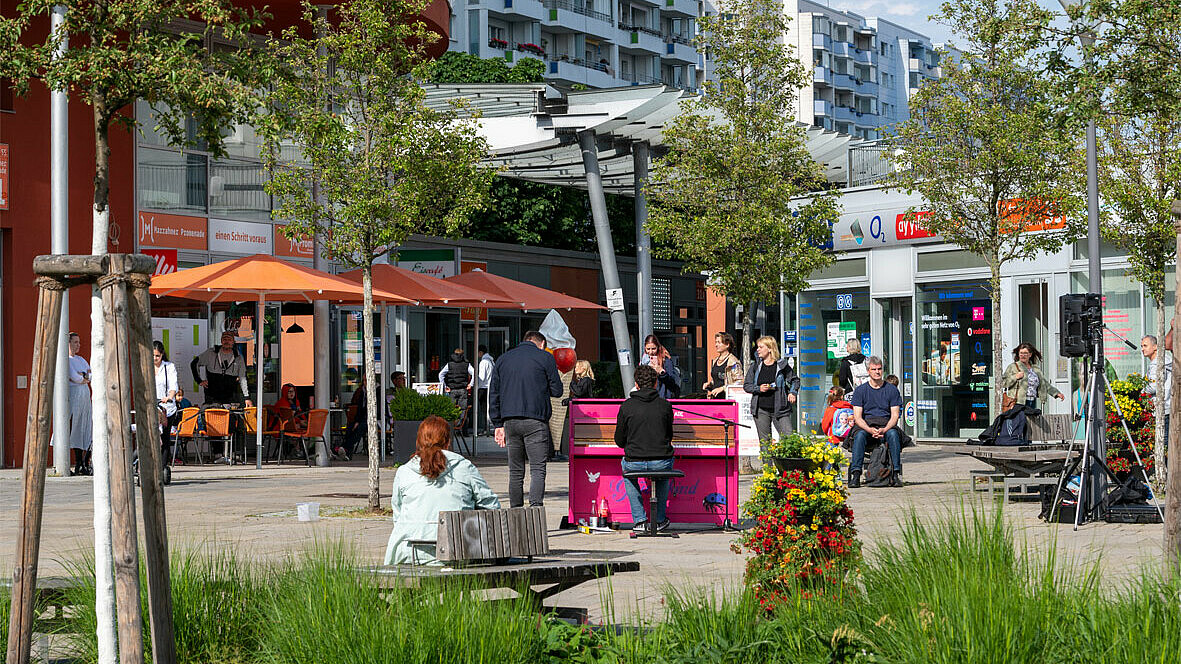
1059, 293, 1101, 358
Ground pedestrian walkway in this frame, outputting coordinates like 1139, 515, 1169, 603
0, 444, 1167, 622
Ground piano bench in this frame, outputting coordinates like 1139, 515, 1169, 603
623, 469, 685, 538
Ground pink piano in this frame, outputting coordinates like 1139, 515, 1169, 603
565, 399, 740, 529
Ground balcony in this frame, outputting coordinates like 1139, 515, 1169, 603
661, 0, 697, 17
619, 23, 664, 53
833, 105, 858, 123
813, 99, 833, 117
493, 0, 547, 22
813, 32, 833, 51
813, 65, 832, 86
663, 37, 696, 63
547, 56, 618, 88
832, 73, 855, 90
830, 41, 851, 57
542, 1, 614, 35
852, 47, 876, 65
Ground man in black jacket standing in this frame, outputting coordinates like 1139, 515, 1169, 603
490, 330, 563, 507
614, 365, 675, 532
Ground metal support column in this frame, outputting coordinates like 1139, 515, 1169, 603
634, 141, 653, 346
311, 3, 332, 466
579, 130, 634, 391
50, 5, 70, 478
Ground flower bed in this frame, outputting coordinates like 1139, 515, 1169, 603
734, 433, 860, 609
1105, 373, 1155, 476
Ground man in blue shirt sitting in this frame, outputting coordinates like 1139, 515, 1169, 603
848, 355, 904, 488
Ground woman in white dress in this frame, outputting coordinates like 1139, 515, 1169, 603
153, 341, 179, 465
67, 332, 93, 476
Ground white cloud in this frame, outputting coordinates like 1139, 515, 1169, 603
833, 1, 928, 18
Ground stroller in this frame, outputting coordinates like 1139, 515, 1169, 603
131, 405, 174, 487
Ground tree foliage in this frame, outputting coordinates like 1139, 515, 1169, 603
887, 0, 1086, 408
260, 0, 492, 509
645, 0, 839, 362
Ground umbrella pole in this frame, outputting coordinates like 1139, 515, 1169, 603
380, 306, 388, 463
256, 294, 265, 470
473, 312, 480, 453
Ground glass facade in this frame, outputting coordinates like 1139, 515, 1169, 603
915, 281, 992, 439
797, 288, 871, 432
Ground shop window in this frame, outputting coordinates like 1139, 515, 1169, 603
811, 257, 866, 281
210, 157, 271, 222
796, 289, 871, 432
916, 249, 989, 272
1070, 270, 1143, 382
137, 147, 208, 215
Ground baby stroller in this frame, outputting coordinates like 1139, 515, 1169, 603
131, 405, 173, 487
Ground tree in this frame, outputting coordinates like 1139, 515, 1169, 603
886, 0, 1086, 412
644, 0, 839, 367
261, 0, 492, 511
423, 50, 546, 84
0, 2, 266, 658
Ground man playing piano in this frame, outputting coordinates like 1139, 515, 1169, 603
614, 364, 675, 532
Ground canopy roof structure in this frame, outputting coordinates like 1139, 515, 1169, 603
422, 83, 862, 194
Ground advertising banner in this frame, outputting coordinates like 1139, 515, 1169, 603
209, 218, 273, 255
394, 248, 456, 278
274, 224, 315, 259
140, 248, 178, 275
138, 211, 208, 250
0, 143, 9, 210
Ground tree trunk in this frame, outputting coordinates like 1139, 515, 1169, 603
990, 261, 1004, 416
363, 266, 381, 511
89, 94, 118, 664
1155, 301, 1167, 486
741, 302, 754, 370
1166, 208, 1181, 573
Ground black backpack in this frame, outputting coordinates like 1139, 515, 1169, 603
865, 445, 893, 488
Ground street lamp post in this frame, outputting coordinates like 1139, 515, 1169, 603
1059, 0, 1106, 515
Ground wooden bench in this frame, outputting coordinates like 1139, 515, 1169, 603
435, 506, 550, 563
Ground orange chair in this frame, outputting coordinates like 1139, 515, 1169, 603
202, 408, 234, 464
243, 406, 283, 464
172, 407, 202, 464
286, 409, 329, 467
275, 407, 301, 464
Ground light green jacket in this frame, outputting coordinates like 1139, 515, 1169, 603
383, 449, 500, 566
1001, 361, 1062, 404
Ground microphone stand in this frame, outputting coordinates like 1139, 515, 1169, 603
670, 403, 750, 531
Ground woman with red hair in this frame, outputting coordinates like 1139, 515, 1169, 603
383, 416, 500, 565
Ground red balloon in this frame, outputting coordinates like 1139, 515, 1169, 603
553, 347, 577, 373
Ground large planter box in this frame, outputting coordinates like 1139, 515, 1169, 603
390, 420, 420, 465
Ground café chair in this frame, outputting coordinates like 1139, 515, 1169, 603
274, 407, 300, 464
243, 406, 283, 464
285, 409, 329, 467
172, 407, 203, 465
202, 408, 234, 464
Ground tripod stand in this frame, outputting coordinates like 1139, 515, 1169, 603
1047, 324, 1163, 526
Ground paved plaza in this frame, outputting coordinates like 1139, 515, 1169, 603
0, 441, 1168, 622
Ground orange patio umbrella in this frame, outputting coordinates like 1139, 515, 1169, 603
150, 254, 415, 468
338, 264, 523, 308
444, 269, 604, 311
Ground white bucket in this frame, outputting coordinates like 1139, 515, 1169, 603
296, 502, 320, 522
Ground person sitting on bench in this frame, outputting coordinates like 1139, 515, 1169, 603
384, 416, 500, 565
615, 365, 675, 533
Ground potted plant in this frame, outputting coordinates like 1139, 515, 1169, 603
763, 432, 831, 474
387, 388, 462, 464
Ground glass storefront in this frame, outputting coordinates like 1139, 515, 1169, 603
1071, 270, 1144, 380
797, 288, 871, 432
915, 281, 992, 439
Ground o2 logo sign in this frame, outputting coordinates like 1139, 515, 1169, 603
835, 293, 854, 310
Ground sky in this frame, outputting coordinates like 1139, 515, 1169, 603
821, 0, 1064, 46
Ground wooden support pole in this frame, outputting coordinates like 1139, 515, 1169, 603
101, 255, 145, 664
128, 276, 177, 664
5, 281, 65, 664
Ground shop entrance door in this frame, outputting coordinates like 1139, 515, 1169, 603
876, 297, 915, 434
1016, 280, 1050, 363
463, 325, 510, 362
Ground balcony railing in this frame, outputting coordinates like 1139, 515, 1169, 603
543, 0, 611, 23
549, 54, 614, 76
622, 71, 662, 85
663, 32, 692, 46
619, 23, 663, 38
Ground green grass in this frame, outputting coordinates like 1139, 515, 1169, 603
37, 510, 1181, 664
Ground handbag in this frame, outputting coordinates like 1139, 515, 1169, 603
1001, 392, 1017, 412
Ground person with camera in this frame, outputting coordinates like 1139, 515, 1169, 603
1001, 342, 1063, 411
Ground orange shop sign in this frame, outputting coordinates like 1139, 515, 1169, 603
138, 211, 208, 250
274, 224, 315, 259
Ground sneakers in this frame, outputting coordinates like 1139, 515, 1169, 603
891, 472, 905, 487
847, 470, 861, 488
656, 519, 671, 532
632, 520, 649, 533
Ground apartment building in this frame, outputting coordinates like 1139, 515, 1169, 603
784, 0, 942, 140
447, 0, 701, 90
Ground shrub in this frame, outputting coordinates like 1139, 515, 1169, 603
386, 388, 460, 422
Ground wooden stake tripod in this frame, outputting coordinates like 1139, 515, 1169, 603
6, 254, 176, 664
